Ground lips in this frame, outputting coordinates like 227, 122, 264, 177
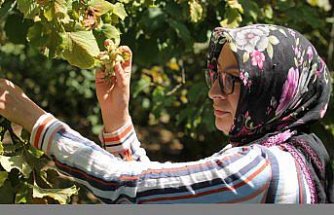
214, 109, 228, 115
213, 107, 229, 117
213, 106, 228, 112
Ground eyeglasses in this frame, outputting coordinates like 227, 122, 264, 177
204, 68, 241, 95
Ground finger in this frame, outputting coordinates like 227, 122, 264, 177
110, 76, 117, 85
114, 63, 130, 87
95, 69, 108, 84
118, 46, 132, 68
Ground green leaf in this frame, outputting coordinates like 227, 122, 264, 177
307, 0, 331, 11
44, 31, 64, 58
15, 183, 32, 204
139, 7, 166, 32
27, 22, 48, 47
169, 19, 192, 48
263, 4, 273, 19
133, 76, 151, 98
27, 146, 44, 159
44, 0, 69, 22
0, 154, 32, 178
189, 0, 203, 23
0, 142, 3, 155
4, 13, 33, 44
32, 183, 78, 204
226, 0, 244, 13
112, 2, 127, 20
0, 171, 8, 187
17, 0, 39, 19
61, 31, 100, 69
239, 0, 259, 21
89, 0, 114, 16
0, 0, 16, 21
220, 8, 242, 28
100, 24, 121, 45
0, 180, 15, 203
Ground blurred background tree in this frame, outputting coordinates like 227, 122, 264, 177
0, 0, 333, 203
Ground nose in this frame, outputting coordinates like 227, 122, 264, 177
208, 79, 227, 100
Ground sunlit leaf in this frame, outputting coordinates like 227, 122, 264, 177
226, 0, 244, 13
0, 154, 32, 178
0, 142, 3, 155
44, 0, 70, 22
100, 24, 121, 46
32, 183, 78, 204
112, 3, 127, 20
89, 0, 114, 16
189, 0, 203, 23
27, 146, 44, 159
263, 4, 273, 19
61, 31, 100, 69
17, 0, 39, 19
307, 0, 331, 11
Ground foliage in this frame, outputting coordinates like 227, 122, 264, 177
0, 118, 78, 203
0, 0, 333, 203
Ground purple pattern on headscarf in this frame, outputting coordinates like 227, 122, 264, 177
276, 67, 300, 115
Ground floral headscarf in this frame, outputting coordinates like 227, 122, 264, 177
207, 24, 333, 203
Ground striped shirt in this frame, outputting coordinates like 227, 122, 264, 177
29, 113, 312, 203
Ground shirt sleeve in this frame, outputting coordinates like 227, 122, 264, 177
98, 119, 150, 162
30, 113, 273, 204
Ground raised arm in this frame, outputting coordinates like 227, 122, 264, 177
30, 113, 272, 204
95, 46, 148, 162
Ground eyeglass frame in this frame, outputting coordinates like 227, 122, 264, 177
204, 68, 241, 95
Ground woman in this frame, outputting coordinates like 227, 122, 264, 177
0, 24, 333, 203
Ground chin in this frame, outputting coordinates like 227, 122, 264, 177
215, 117, 232, 135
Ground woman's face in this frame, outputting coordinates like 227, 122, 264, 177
208, 43, 241, 135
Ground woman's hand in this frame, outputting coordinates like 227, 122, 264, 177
0, 79, 46, 133
95, 46, 132, 132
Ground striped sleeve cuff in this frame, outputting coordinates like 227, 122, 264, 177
98, 119, 136, 153
29, 113, 66, 155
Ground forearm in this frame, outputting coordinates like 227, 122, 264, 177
101, 104, 131, 133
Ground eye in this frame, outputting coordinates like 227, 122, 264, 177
225, 73, 234, 83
